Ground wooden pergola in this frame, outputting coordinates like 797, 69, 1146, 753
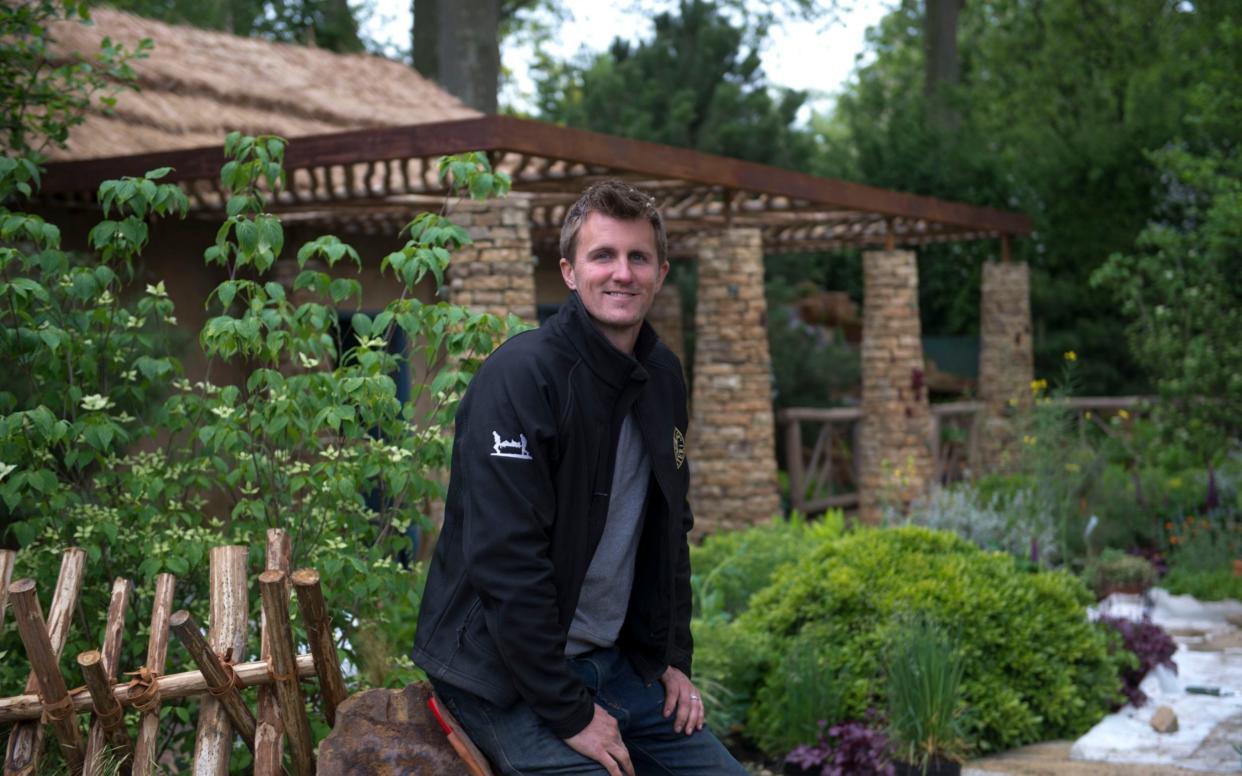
35, 114, 1035, 528
38, 114, 1030, 254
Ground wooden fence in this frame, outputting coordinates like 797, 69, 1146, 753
779, 396, 1148, 515
0, 529, 347, 775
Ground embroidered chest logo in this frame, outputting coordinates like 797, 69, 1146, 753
491, 431, 533, 460
673, 427, 686, 469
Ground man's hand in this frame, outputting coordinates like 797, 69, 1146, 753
660, 665, 705, 735
563, 703, 634, 776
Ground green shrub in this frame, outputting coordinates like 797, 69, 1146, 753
1162, 568, 1242, 602
735, 526, 1127, 756
1084, 549, 1157, 595
690, 509, 842, 620
887, 615, 969, 769
689, 511, 842, 736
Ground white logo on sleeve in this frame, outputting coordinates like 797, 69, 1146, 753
491, 431, 533, 460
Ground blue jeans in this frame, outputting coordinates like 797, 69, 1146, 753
431, 648, 748, 775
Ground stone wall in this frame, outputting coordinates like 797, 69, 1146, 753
975, 260, 1034, 471
857, 250, 934, 523
647, 283, 686, 368
688, 228, 781, 534
445, 198, 536, 322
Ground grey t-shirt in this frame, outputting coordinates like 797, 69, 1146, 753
565, 411, 650, 656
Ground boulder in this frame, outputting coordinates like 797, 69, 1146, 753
1150, 705, 1179, 734
318, 682, 473, 775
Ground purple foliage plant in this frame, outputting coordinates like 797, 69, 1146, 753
1098, 615, 1178, 707
786, 714, 894, 776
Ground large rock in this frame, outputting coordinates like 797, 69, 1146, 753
318, 682, 474, 775
1150, 705, 1179, 734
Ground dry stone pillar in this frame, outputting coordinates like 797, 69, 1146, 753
857, 250, 934, 523
688, 228, 781, 535
647, 283, 686, 367
974, 260, 1034, 471
445, 198, 536, 322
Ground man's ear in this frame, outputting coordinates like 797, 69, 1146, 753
559, 257, 577, 291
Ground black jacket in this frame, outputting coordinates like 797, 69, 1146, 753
412, 292, 694, 739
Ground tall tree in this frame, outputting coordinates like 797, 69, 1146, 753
412, 0, 439, 82
534, 0, 818, 169
823, 0, 1209, 393
923, 0, 963, 130
436, 0, 500, 112
108, 0, 365, 52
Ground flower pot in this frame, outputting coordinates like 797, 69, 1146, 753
893, 757, 962, 776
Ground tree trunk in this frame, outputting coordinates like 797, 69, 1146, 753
413, 0, 440, 82
924, 0, 963, 132
437, 0, 500, 113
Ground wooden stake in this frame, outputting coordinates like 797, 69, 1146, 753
132, 573, 175, 776
255, 529, 290, 776
0, 654, 317, 724
77, 651, 132, 764
0, 549, 14, 634
4, 547, 85, 776
193, 546, 248, 776
259, 570, 315, 776
83, 578, 134, 776
170, 611, 256, 753
291, 569, 347, 727
8, 579, 84, 773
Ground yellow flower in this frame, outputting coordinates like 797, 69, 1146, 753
1118, 409, 1130, 420
1064, 463, 1081, 473
1029, 378, 1048, 394
1084, 411, 1092, 420
1064, 350, 1077, 361
1023, 435, 1037, 446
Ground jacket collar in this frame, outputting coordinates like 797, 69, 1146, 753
557, 292, 655, 388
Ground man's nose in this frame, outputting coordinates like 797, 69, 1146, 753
613, 258, 634, 282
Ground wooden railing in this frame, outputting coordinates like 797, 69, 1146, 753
0, 529, 347, 776
778, 396, 1149, 515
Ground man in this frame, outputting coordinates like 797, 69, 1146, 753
413, 180, 747, 776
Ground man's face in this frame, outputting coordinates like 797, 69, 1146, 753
560, 212, 669, 352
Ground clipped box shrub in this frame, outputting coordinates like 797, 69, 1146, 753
734, 526, 1128, 756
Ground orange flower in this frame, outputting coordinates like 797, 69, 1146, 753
1170, 536, 1181, 545
1165, 521, 1174, 531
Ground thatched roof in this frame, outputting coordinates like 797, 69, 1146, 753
45, 7, 478, 161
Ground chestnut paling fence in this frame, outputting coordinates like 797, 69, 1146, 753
779, 396, 1148, 515
0, 529, 348, 775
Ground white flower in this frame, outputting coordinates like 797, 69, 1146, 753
0, 462, 16, 481
121, 370, 138, 382
165, 315, 177, 325
146, 281, 168, 298
98, 290, 114, 305
358, 336, 387, 350
321, 446, 340, 461
115, 412, 134, 424
173, 378, 192, 391
297, 353, 320, 369
126, 316, 146, 330
210, 406, 235, 420
81, 394, 113, 411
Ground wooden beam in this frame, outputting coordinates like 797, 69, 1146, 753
0, 656, 317, 724
259, 571, 315, 776
77, 651, 132, 764
8, 579, 84, 773
291, 569, 347, 727
83, 578, 134, 776
193, 547, 249, 776
170, 611, 256, 754
39, 116, 1032, 238
4, 548, 85, 776
255, 530, 292, 776
0, 550, 14, 635
132, 573, 175, 776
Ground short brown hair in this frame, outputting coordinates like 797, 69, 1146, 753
559, 180, 667, 265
